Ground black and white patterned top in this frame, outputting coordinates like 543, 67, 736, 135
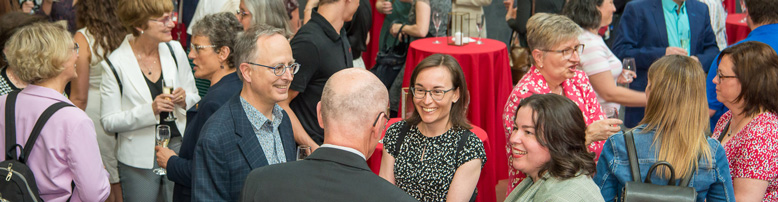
0, 66, 21, 96
384, 121, 487, 202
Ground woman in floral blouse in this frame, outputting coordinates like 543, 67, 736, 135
711, 41, 778, 201
502, 13, 622, 193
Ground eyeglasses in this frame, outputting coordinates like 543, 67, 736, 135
541, 44, 585, 60
372, 111, 390, 128
149, 13, 178, 25
73, 42, 79, 55
410, 86, 455, 101
236, 9, 250, 20
246, 62, 300, 76
190, 43, 217, 54
716, 69, 737, 83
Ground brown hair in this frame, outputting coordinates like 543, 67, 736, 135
744, 0, 778, 25
76, 0, 127, 61
718, 41, 778, 116
0, 11, 47, 66
406, 54, 471, 129
116, 0, 174, 36
515, 93, 595, 179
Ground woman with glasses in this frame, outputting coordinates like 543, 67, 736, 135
101, 0, 200, 201
1, 22, 110, 201
153, 12, 243, 202
710, 41, 778, 201
236, 0, 292, 36
502, 13, 621, 194
379, 54, 486, 201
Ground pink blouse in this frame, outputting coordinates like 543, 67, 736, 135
502, 65, 605, 193
711, 111, 778, 201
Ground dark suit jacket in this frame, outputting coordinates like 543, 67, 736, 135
167, 72, 241, 202
192, 95, 297, 202
239, 147, 418, 202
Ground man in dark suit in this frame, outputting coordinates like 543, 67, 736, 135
612, 0, 719, 127
192, 24, 298, 201
239, 68, 416, 202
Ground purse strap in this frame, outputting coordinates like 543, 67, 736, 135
392, 122, 411, 158
625, 130, 641, 182
717, 121, 730, 142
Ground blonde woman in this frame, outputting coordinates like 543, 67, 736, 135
594, 55, 735, 202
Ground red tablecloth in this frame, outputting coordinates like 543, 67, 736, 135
367, 118, 497, 202
726, 13, 751, 45
402, 37, 512, 183
723, 0, 737, 14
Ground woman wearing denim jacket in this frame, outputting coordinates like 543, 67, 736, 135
594, 55, 736, 202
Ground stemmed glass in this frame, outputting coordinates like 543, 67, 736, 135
432, 11, 442, 44
605, 107, 619, 119
476, 14, 485, 45
622, 57, 636, 83
740, 1, 747, 23
296, 145, 312, 161
153, 125, 171, 175
680, 39, 690, 53
162, 80, 177, 122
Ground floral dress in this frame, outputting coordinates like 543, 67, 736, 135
502, 65, 605, 193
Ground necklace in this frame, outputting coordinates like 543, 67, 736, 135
727, 116, 750, 137
136, 53, 157, 75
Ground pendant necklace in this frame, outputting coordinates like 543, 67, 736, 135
136, 53, 156, 75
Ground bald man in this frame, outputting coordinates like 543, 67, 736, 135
239, 69, 416, 202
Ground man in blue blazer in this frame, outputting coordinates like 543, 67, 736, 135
612, 0, 719, 128
192, 24, 298, 201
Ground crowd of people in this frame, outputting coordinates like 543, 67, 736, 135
0, 0, 776, 201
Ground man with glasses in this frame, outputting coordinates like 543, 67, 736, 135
611, 0, 719, 128
283, 0, 360, 152
239, 68, 416, 202
192, 25, 298, 202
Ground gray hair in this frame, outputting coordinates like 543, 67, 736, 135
243, 0, 292, 36
526, 13, 583, 51
191, 12, 244, 69
320, 69, 389, 132
232, 24, 286, 81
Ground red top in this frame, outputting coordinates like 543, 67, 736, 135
712, 111, 778, 201
502, 65, 605, 193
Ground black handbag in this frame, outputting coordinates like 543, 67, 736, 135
622, 130, 697, 202
371, 32, 410, 90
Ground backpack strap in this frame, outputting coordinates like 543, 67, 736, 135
625, 130, 641, 182
105, 58, 122, 95
165, 42, 179, 70
5, 90, 20, 160
392, 122, 411, 158
20, 102, 73, 163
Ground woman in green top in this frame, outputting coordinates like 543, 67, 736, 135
506, 93, 605, 202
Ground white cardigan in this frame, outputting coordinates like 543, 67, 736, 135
99, 34, 200, 169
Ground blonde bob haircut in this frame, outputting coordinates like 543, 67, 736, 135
526, 13, 583, 52
116, 0, 174, 36
640, 55, 713, 179
5, 22, 74, 85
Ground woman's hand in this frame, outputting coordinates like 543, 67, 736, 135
152, 94, 175, 115
377, 0, 393, 14
617, 70, 636, 84
171, 87, 187, 107
505, 5, 517, 21
585, 118, 623, 145
390, 23, 403, 38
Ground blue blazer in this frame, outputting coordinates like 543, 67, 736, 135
192, 95, 296, 202
167, 72, 242, 202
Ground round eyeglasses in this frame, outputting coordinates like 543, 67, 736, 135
246, 62, 300, 76
410, 86, 455, 101
541, 44, 585, 60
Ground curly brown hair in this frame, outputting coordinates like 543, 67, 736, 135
75, 0, 126, 61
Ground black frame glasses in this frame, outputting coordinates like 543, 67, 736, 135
246, 62, 300, 76
541, 44, 585, 60
716, 69, 737, 83
410, 86, 455, 101
190, 43, 217, 54
73, 42, 79, 55
372, 111, 390, 128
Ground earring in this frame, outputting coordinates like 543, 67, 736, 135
140, 30, 144, 35
220, 65, 225, 69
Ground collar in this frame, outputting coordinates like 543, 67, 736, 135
662, 0, 686, 13
749, 23, 778, 37
211, 72, 239, 89
20, 85, 73, 104
309, 10, 344, 42
320, 144, 366, 160
239, 96, 284, 131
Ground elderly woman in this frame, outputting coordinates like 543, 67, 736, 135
562, 0, 646, 113
596, 55, 735, 202
502, 13, 621, 192
0, 12, 48, 95
0, 22, 110, 201
101, 0, 200, 201
153, 12, 243, 202
237, 0, 292, 36
380, 54, 486, 201
506, 93, 604, 201
711, 41, 778, 201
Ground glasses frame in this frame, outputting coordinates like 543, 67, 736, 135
716, 69, 737, 83
541, 44, 585, 60
149, 12, 178, 25
410, 86, 456, 101
190, 43, 217, 54
73, 42, 79, 55
372, 111, 390, 128
246, 62, 300, 76
236, 9, 250, 20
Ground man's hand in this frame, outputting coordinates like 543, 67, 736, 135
155, 146, 177, 169
665, 47, 688, 56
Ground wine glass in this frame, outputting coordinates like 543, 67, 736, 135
680, 38, 690, 53
162, 80, 177, 122
296, 145, 312, 161
740, 1, 747, 23
622, 57, 636, 83
153, 125, 171, 175
605, 107, 619, 119
476, 14, 485, 45
432, 11, 442, 44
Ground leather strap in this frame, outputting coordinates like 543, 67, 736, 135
20, 102, 73, 162
625, 130, 641, 182
392, 123, 411, 158
5, 90, 20, 160
718, 121, 730, 142
165, 42, 179, 69
105, 58, 122, 95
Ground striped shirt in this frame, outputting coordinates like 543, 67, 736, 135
578, 31, 622, 110
698, 0, 728, 50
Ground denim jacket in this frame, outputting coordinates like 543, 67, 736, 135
594, 125, 735, 202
